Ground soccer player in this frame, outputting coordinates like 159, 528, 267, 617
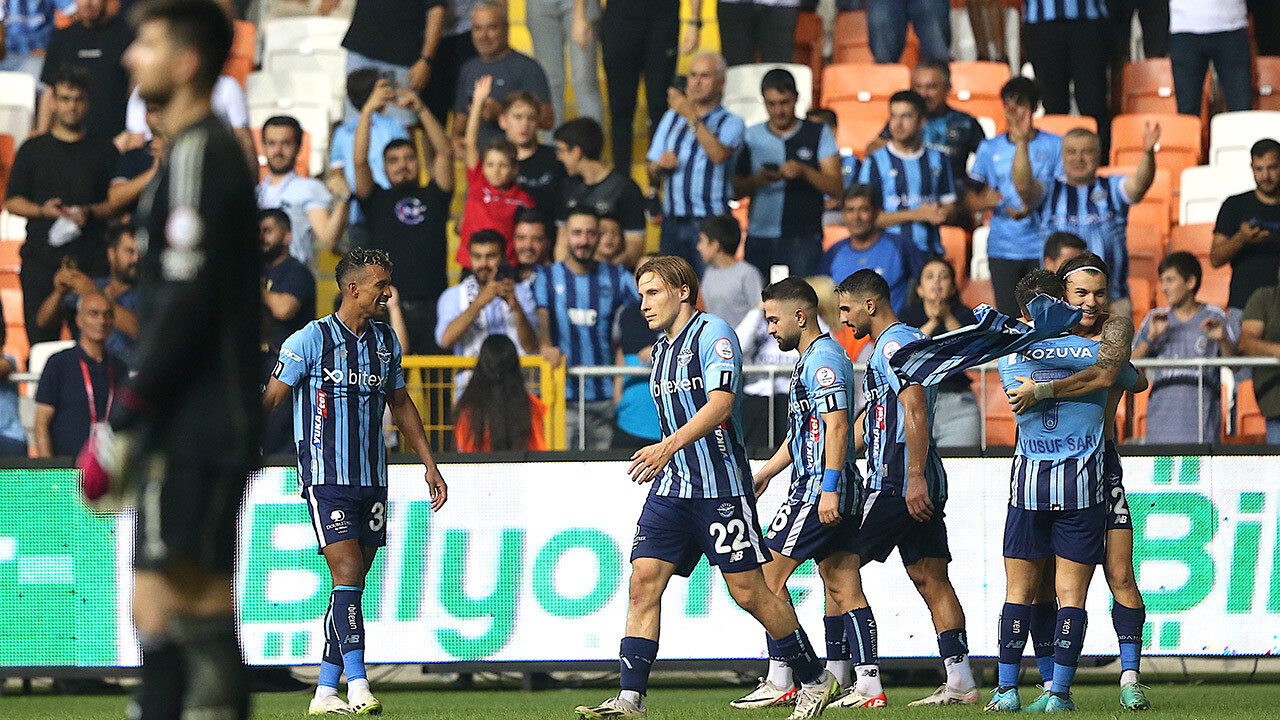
1006, 254, 1152, 711
575, 256, 837, 720
988, 267, 1145, 713
732, 277, 885, 710
74, 1, 262, 718
263, 248, 448, 715
836, 269, 979, 706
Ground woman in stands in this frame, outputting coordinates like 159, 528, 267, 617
454, 334, 548, 452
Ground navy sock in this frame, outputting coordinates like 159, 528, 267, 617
843, 607, 878, 666
1051, 607, 1087, 696
171, 615, 249, 720
772, 628, 824, 686
332, 585, 366, 682
937, 627, 968, 659
998, 603, 1030, 689
1112, 602, 1145, 674
319, 604, 343, 688
824, 615, 849, 661
1030, 602, 1057, 684
133, 635, 186, 720
619, 637, 659, 694
766, 632, 783, 663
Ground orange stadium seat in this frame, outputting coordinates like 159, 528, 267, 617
223, 20, 256, 88
794, 12, 824, 98
1124, 387, 1148, 441
1126, 222, 1166, 259
1122, 59, 1177, 114
830, 109, 888, 156
822, 63, 910, 105
1110, 114, 1202, 200
1257, 56, 1280, 112
0, 133, 13, 200
1169, 223, 1214, 256
1, 286, 25, 362
832, 11, 873, 64
949, 61, 1010, 102
1100, 164, 1173, 226
1036, 114, 1098, 136
823, 224, 850, 251
981, 374, 1017, 446
1129, 276, 1153, 325
1198, 265, 1231, 308
1230, 379, 1267, 443
1129, 251, 1158, 289
0, 241, 19, 274
939, 226, 969, 286
960, 278, 994, 308
1127, 202, 1170, 242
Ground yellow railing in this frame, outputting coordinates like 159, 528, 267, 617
399, 355, 566, 451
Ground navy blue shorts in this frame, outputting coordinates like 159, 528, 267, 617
303, 484, 389, 552
764, 499, 860, 563
857, 490, 951, 566
1003, 503, 1106, 566
1103, 441, 1131, 531
631, 493, 771, 577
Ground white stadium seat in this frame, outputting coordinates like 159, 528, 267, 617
260, 16, 349, 59
1209, 110, 1280, 168
0, 72, 36, 141
1179, 164, 1256, 226
263, 48, 348, 122
723, 63, 813, 128
247, 71, 339, 121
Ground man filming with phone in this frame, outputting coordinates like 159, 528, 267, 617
646, 51, 745, 275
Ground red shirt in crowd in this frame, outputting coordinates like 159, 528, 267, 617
456, 161, 534, 268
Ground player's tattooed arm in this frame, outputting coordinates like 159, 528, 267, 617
1009, 315, 1135, 414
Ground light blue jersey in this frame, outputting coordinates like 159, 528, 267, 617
968, 131, 1063, 261
998, 333, 1137, 510
786, 334, 859, 513
649, 311, 751, 499
863, 322, 947, 502
273, 314, 405, 489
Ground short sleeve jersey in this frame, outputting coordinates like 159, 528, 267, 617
968, 131, 1063, 261
273, 315, 405, 489
857, 143, 957, 256
1035, 175, 1132, 299
785, 334, 859, 513
649, 311, 751, 499
533, 261, 639, 401
863, 322, 947, 502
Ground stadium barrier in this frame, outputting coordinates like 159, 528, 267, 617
567, 357, 1280, 449
6, 453, 1280, 670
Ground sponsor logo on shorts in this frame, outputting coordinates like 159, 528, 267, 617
330, 510, 345, 522
717, 502, 735, 518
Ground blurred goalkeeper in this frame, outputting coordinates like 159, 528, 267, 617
77, 1, 261, 718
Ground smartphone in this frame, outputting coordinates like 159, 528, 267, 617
671, 75, 688, 94
762, 162, 780, 172
495, 264, 518, 281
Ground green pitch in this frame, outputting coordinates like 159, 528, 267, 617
5, 683, 1280, 719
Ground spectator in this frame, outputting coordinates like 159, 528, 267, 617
554, 117, 648, 267
735, 302, 801, 449
594, 213, 627, 267
733, 67, 842, 277
435, 230, 538, 391
121, 74, 256, 169
867, 0, 951, 63
1211, 139, 1280, 339
1013, 116, 1160, 318
818, 184, 923, 313
257, 115, 350, 272
458, 75, 536, 268
106, 100, 165, 218
611, 269, 662, 448
352, 81, 454, 355
0, 0, 75, 79
1238, 265, 1280, 443
857, 90, 955, 257
1042, 231, 1087, 272
867, 60, 986, 187
259, 209, 316, 455
1250, 0, 1280, 56
967, 77, 1063, 316
5, 64, 119, 345
1133, 251, 1236, 444
898, 258, 981, 447
600, 0, 689, 169
513, 207, 552, 281
1022, 0, 1109, 153
647, 52, 744, 274
964, 0, 1008, 62
0, 348, 26, 457
534, 207, 639, 450
418, 0, 482, 123
1168, 0, 1251, 116
697, 214, 763, 329
35, 0, 132, 139
453, 0, 554, 151
527, 0, 603, 124
33, 292, 127, 457
805, 107, 861, 227
35, 222, 140, 364
717, 0, 800, 67
339, 0, 445, 126
1109, 1, 1168, 104
329, 71, 413, 243
454, 334, 549, 451
502, 90, 565, 241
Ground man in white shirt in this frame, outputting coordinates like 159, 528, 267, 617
256, 115, 350, 271
122, 75, 257, 169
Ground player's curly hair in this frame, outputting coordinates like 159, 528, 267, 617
1014, 268, 1065, 318
336, 247, 394, 287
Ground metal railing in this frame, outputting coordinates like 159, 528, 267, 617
567, 357, 1280, 450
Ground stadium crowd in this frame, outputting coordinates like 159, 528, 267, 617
1, 0, 1280, 454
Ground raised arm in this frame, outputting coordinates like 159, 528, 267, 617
411, 90, 454, 192
1008, 105, 1044, 210
464, 75, 493, 170
1122, 122, 1160, 203
353, 80, 394, 200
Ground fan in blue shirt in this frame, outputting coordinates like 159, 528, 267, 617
818, 185, 924, 313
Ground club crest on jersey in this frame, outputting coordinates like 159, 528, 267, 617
1090, 187, 1107, 204
714, 338, 734, 359
882, 340, 902, 359
717, 502, 735, 518
815, 366, 836, 387
377, 346, 391, 363
677, 348, 694, 366
796, 147, 814, 161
